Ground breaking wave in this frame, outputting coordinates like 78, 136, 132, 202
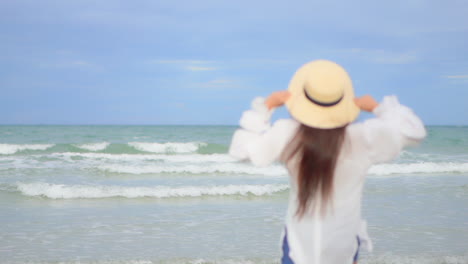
75, 142, 110, 152
128, 142, 207, 154
98, 163, 286, 176
369, 162, 468, 176
16, 182, 289, 199
49, 152, 236, 163
0, 143, 54, 155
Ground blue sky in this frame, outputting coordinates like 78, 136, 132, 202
1, 0, 467, 125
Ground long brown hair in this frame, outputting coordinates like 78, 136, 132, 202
283, 124, 347, 218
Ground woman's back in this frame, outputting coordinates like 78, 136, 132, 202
229, 96, 425, 264
229, 60, 426, 264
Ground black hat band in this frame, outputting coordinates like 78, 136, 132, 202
304, 88, 344, 107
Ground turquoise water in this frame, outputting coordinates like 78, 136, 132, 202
0, 125, 467, 264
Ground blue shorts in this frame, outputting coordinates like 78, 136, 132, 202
281, 229, 294, 264
281, 229, 361, 264
353, 236, 361, 262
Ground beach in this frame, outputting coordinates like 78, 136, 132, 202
0, 125, 467, 264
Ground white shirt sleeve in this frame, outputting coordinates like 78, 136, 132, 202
229, 97, 299, 167
358, 96, 427, 164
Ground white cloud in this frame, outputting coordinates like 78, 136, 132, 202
373, 53, 417, 64
71, 60, 92, 66
207, 79, 233, 84
55, 49, 74, 55
195, 79, 240, 89
203, 79, 235, 86
39, 60, 100, 70
186, 66, 216, 71
445, 75, 468, 79
150, 60, 215, 65
341, 48, 417, 64
149, 59, 217, 71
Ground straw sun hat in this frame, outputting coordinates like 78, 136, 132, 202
285, 60, 360, 129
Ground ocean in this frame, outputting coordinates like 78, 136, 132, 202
0, 125, 467, 264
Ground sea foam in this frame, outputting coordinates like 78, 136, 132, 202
50, 152, 235, 163
0, 144, 54, 155
98, 163, 286, 176
369, 162, 468, 176
128, 142, 207, 153
75, 142, 110, 151
16, 182, 289, 199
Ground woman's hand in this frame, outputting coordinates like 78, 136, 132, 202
354, 95, 378, 112
265, 91, 291, 110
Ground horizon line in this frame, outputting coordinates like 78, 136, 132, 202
0, 123, 466, 127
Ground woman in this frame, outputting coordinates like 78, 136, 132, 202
229, 60, 426, 264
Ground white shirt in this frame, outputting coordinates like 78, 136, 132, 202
229, 96, 426, 264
